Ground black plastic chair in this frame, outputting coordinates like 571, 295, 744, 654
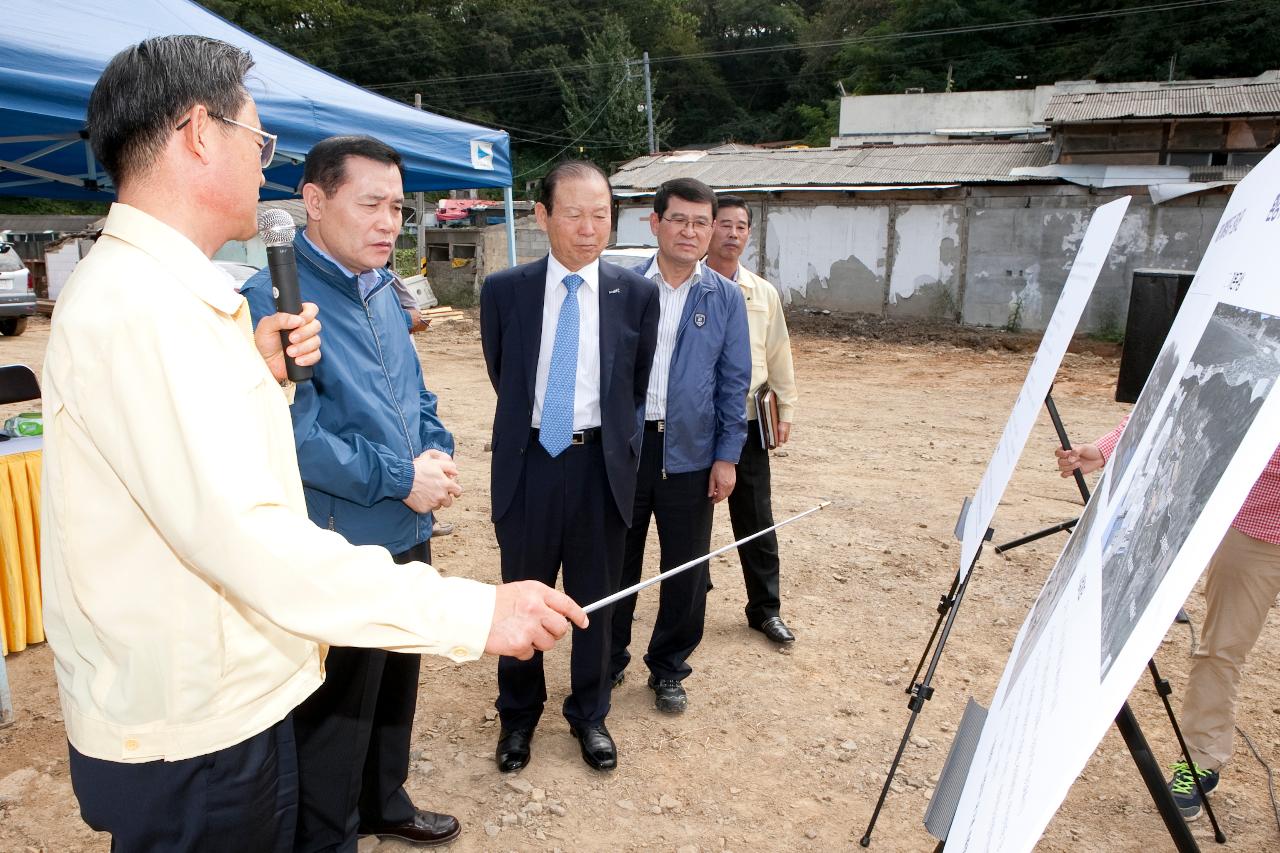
0, 364, 39, 406
0, 365, 40, 442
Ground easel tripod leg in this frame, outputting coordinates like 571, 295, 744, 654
1146, 660, 1227, 843
861, 547, 983, 847
1115, 703, 1201, 853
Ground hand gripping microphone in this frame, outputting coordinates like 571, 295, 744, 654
257, 208, 313, 382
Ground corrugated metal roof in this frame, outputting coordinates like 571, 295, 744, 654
1042, 81, 1280, 123
609, 142, 1053, 190
0, 214, 102, 234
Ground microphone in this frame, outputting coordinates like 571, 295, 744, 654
257, 208, 312, 382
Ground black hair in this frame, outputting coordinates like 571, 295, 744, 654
653, 177, 718, 218
539, 160, 610, 213
716, 194, 752, 226
88, 36, 254, 187
303, 135, 405, 196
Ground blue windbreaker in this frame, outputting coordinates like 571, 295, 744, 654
241, 234, 452, 553
631, 256, 751, 474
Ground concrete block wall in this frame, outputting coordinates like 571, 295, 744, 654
425, 261, 479, 308
622, 185, 1228, 333
481, 218, 549, 279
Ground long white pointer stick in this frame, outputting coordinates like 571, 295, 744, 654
582, 500, 832, 615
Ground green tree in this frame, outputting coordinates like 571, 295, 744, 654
553, 16, 673, 166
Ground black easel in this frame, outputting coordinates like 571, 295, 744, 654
1037, 390, 1225, 846
859, 390, 1223, 848
859, 517, 991, 848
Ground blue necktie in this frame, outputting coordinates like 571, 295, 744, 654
540, 273, 584, 457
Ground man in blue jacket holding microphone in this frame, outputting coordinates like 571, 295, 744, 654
242, 136, 462, 851
609, 177, 752, 714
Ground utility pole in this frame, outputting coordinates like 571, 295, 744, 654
414, 93, 425, 276
643, 52, 656, 154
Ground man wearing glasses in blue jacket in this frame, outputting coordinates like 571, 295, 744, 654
609, 177, 752, 714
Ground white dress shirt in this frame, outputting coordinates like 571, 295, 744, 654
532, 253, 601, 430
643, 257, 701, 420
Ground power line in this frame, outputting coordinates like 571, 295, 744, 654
276, 9, 626, 73
418, 11, 1227, 151
514, 73, 634, 179
360, 0, 1248, 90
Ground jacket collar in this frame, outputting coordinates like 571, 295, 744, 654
733, 264, 766, 292
294, 230, 391, 300
100, 203, 243, 316
642, 253, 715, 295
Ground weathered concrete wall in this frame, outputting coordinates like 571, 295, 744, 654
837, 88, 1038, 143
887, 204, 964, 320
764, 204, 889, 313
963, 192, 1223, 331
617, 186, 1229, 333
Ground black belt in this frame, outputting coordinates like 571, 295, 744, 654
531, 426, 602, 445
644, 419, 665, 432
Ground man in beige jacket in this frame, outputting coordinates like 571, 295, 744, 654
705, 195, 799, 643
43, 35, 583, 850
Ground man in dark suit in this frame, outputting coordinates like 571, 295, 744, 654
480, 160, 659, 772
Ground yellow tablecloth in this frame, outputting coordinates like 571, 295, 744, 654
0, 446, 42, 655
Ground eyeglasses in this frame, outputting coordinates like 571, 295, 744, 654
662, 214, 713, 233
176, 112, 277, 168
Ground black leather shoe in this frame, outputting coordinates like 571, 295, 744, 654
754, 616, 796, 644
610, 670, 625, 688
647, 675, 688, 713
495, 727, 533, 773
570, 722, 618, 770
361, 809, 461, 847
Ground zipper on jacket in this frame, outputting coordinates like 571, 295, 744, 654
364, 296, 421, 542
663, 285, 710, 481
660, 419, 667, 480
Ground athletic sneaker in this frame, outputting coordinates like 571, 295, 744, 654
1168, 761, 1219, 820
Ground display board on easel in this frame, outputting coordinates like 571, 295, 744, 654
946, 148, 1280, 852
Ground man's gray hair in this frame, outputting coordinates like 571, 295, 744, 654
539, 160, 610, 214
88, 35, 255, 187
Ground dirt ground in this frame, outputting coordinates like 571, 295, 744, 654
2, 311, 1279, 852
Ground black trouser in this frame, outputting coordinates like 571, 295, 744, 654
494, 438, 625, 731
611, 428, 714, 683
292, 541, 429, 853
68, 715, 298, 853
728, 423, 782, 626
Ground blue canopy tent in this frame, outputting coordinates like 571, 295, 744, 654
0, 0, 518, 262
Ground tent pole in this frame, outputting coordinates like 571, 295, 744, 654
504, 186, 516, 268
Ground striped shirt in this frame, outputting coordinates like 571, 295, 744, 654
643, 257, 701, 420
1098, 417, 1280, 546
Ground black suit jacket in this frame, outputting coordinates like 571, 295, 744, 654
480, 256, 659, 523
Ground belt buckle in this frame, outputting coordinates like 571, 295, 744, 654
572, 431, 585, 445
656, 419, 665, 433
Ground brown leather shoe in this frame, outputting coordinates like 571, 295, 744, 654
361, 808, 461, 846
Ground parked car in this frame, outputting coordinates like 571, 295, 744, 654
0, 242, 35, 336
214, 260, 261, 291
599, 244, 654, 268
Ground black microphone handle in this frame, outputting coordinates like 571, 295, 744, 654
266, 244, 313, 382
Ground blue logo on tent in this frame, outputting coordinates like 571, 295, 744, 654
471, 140, 495, 170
